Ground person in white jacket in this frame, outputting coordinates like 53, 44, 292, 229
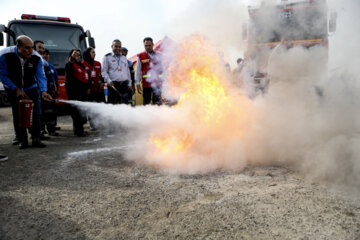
102, 39, 132, 104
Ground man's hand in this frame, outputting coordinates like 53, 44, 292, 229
15, 88, 28, 99
136, 84, 142, 94
128, 86, 133, 95
41, 91, 53, 102
87, 89, 91, 95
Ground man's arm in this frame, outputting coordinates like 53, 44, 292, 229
101, 55, 112, 85
135, 57, 143, 94
135, 57, 142, 85
35, 58, 53, 102
0, 55, 17, 90
35, 57, 47, 92
124, 59, 131, 87
129, 61, 135, 86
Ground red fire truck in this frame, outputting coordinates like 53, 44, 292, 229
242, 0, 337, 94
0, 14, 95, 107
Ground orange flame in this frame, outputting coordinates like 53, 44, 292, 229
150, 35, 234, 154
150, 130, 193, 154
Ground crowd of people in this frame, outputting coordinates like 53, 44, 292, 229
0, 35, 165, 160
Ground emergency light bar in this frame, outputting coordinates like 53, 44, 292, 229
21, 14, 71, 23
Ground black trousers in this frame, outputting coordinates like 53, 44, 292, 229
109, 81, 132, 104
41, 99, 57, 133
143, 87, 162, 105
70, 105, 87, 136
6, 87, 42, 143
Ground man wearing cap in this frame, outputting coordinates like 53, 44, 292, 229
121, 47, 135, 100
102, 39, 132, 104
0, 35, 53, 149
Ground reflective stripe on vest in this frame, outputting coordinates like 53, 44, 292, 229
142, 74, 163, 78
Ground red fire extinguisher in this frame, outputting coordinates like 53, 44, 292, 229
18, 99, 33, 128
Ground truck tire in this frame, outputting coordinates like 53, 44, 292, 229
0, 92, 10, 106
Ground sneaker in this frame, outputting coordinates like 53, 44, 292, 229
0, 155, 8, 162
32, 139, 46, 148
12, 137, 19, 145
19, 142, 29, 150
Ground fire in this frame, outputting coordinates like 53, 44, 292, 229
150, 35, 233, 153
149, 130, 193, 154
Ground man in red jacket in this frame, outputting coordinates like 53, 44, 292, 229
135, 37, 164, 105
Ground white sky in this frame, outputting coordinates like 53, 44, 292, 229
0, 0, 189, 60
0, 0, 324, 65
0, 0, 253, 62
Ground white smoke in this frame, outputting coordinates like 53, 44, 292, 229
69, 0, 360, 191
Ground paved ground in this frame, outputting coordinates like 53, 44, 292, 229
0, 106, 359, 240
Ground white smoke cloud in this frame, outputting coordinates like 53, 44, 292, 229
68, 0, 360, 192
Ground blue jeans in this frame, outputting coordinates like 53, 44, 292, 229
6, 87, 42, 143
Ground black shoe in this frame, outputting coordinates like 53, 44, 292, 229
19, 142, 29, 149
32, 139, 46, 148
39, 134, 50, 140
12, 137, 19, 145
40, 130, 48, 135
49, 131, 59, 136
55, 126, 61, 131
76, 131, 88, 137
0, 155, 8, 162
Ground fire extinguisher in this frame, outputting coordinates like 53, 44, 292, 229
18, 99, 33, 128
104, 83, 108, 103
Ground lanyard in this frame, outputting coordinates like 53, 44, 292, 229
114, 55, 121, 66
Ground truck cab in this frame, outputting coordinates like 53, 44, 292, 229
0, 14, 95, 105
242, 0, 337, 96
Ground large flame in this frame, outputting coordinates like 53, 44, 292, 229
150, 35, 233, 152
149, 130, 193, 153
147, 35, 255, 172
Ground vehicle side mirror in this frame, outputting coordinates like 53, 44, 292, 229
0, 24, 5, 46
85, 30, 92, 38
88, 37, 95, 48
0, 32, 3, 46
242, 23, 248, 40
329, 12, 337, 33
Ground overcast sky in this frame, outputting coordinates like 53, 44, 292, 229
0, 0, 256, 62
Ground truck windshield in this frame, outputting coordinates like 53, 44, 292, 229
250, 5, 327, 43
9, 23, 86, 73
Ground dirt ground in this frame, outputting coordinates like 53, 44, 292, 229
0, 106, 359, 240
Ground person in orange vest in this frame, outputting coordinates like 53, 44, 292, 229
135, 37, 164, 105
65, 49, 90, 137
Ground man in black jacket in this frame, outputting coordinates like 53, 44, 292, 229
0, 35, 53, 149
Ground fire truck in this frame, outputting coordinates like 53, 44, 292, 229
0, 14, 96, 107
242, 0, 337, 94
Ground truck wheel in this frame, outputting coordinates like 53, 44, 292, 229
0, 93, 10, 106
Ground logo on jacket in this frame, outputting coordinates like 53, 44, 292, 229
78, 69, 82, 72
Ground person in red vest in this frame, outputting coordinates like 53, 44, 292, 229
135, 37, 164, 105
65, 49, 90, 137
82, 48, 104, 103
82, 47, 104, 130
